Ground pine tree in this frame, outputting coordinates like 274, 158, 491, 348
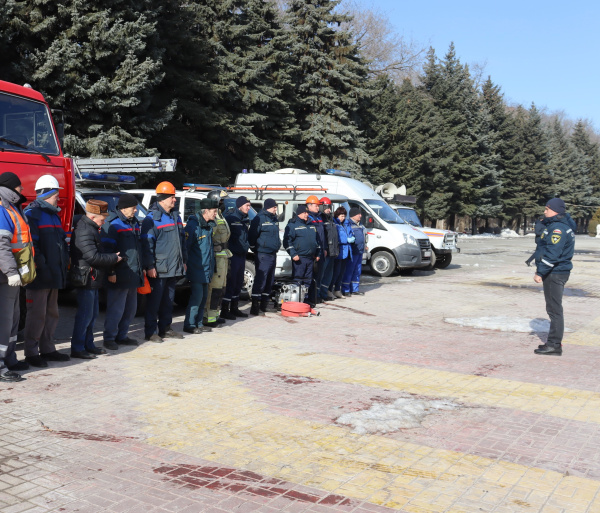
279, 0, 370, 174
571, 120, 600, 199
9, 0, 172, 157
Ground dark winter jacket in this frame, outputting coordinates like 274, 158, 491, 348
307, 213, 325, 258
24, 199, 69, 290
535, 213, 576, 276
349, 218, 367, 254
141, 203, 187, 278
249, 209, 281, 254
225, 208, 250, 256
70, 215, 119, 289
334, 217, 353, 260
101, 210, 144, 289
321, 212, 340, 259
283, 215, 320, 258
185, 213, 215, 284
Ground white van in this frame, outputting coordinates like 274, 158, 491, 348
235, 169, 432, 276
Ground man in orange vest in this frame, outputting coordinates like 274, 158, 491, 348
0, 172, 32, 382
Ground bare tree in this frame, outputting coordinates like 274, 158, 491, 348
339, 0, 426, 82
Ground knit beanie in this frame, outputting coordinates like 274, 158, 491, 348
296, 204, 308, 215
0, 172, 21, 191
264, 198, 277, 210
546, 197, 566, 215
118, 193, 139, 210
236, 196, 250, 208
349, 207, 361, 218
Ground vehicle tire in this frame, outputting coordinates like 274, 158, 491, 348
369, 251, 396, 277
424, 250, 437, 271
241, 260, 256, 300
435, 253, 453, 269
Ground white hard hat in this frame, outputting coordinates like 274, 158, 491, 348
34, 174, 62, 191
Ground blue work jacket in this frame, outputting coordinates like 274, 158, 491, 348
283, 215, 319, 258
535, 213, 576, 276
334, 218, 353, 260
249, 209, 281, 254
141, 203, 187, 278
349, 219, 367, 254
185, 213, 215, 284
24, 199, 69, 290
101, 210, 144, 289
225, 209, 250, 256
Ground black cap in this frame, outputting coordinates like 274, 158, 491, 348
296, 204, 308, 215
236, 196, 250, 208
117, 193, 138, 210
546, 197, 566, 214
0, 172, 21, 191
264, 198, 277, 210
349, 207, 361, 218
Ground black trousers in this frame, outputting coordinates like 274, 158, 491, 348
542, 272, 569, 347
292, 256, 314, 300
251, 252, 276, 300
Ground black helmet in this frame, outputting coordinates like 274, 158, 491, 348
207, 189, 228, 201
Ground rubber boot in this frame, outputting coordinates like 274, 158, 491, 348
260, 298, 270, 313
220, 301, 237, 320
250, 298, 262, 316
231, 299, 248, 318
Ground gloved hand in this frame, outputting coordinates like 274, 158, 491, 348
347, 236, 356, 243
7, 274, 22, 287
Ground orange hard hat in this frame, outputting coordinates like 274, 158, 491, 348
320, 197, 332, 205
306, 195, 319, 205
156, 181, 176, 195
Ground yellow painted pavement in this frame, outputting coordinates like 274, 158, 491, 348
123, 337, 600, 512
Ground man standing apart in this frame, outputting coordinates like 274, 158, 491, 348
203, 189, 231, 328
101, 193, 144, 350
221, 196, 251, 319
305, 195, 324, 305
533, 198, 576, 356
283, 204, 320, 304
141, 182, 187, 342
70, 200, 121, 359
317, 197, 339, 301
248, 198, 281, 315
342, 207, 367, 297
0, 172, 32, 381
23, 175, 70, 367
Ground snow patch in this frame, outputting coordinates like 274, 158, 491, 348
335, 398, 459, 434
500, 229, 520, 238
444, 316, 573, 333
458, 229, 522, 238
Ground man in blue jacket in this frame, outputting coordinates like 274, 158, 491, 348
23, 175, 71, 367
221, 196, 251, 319
342, 207, 367, 296
248, 198, 281, 315
141, 182, 187, 342
101, 193, 144, 350
184, 198, 217, 334
306, 195, 325, 304
533, 197, 576, 356
283, 204, 320, 305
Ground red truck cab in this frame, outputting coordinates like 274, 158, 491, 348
0, 80, 75, 233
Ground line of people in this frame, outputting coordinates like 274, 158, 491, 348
0, 175, 367, 383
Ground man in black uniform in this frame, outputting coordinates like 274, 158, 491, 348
533, 197, 576, 356
248, 198, 281, 315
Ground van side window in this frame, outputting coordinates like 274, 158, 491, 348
277, 204, 285, 223
184, 198, 202, 220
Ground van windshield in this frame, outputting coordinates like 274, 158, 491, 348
365, 199, 405, 225
395, 208, 422, 227
0, 92, 60, 155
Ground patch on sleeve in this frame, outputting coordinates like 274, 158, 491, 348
551, 234, 561, 244
553, 229, 562, 234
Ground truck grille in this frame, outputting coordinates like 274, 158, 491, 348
419, 239, 431, 261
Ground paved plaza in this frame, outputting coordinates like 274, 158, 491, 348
1, 235, 600, 513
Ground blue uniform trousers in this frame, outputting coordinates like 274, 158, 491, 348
184, 282, 208, 329
145, 276, 176, 337
543, 272, 569, 347
331, 258, 349, 292
71, 288, 100, 352
318, 256, 335, 299
251, 253, 276, 301
342, 251, 362, 293
292, 256, 314, 300
223, 254, 246, 303
104, 287, 137, 342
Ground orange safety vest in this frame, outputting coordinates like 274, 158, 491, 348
4, 204, 34, 256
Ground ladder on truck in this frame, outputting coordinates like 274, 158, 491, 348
73, 157, 176, 183
183, 183, 327, 201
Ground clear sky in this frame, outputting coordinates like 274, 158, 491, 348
352, 0, 599, 130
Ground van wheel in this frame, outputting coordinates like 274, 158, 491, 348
424, 250, 437, 271
241, 260, 256, 300
370, 251, 396, 277
435, 253, 452, 269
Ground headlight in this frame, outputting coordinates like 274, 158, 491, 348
403, 233, 418, 246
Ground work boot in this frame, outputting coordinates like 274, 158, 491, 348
534, 345, 562, 356
220, 302, 237, 320
327, 291, 335, 300
260, 298, 270, 313
334, 290, 344, 299
250, 298, 262, 316
231, 299, 248, 318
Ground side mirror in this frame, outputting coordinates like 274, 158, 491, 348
364, 216, 374, 229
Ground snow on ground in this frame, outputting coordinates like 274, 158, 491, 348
335, 397, 459, 434
444, 316, 573, 333
458, 228, 524, 239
